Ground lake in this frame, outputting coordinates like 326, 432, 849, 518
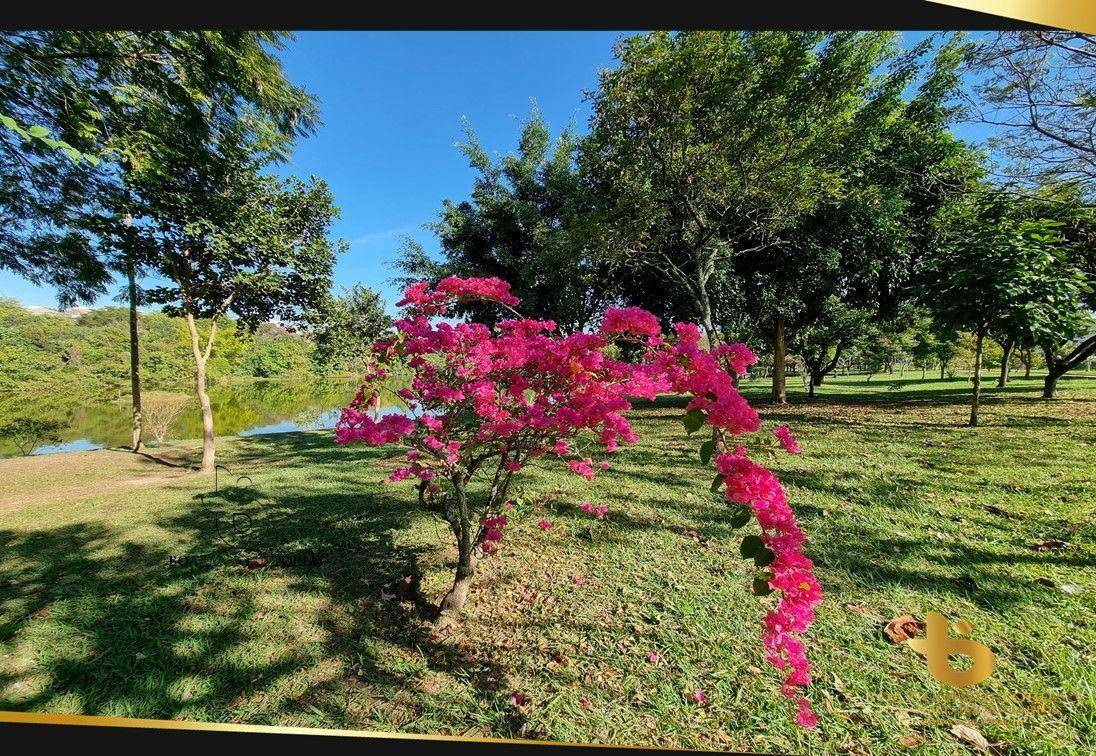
1, 378, 370, 457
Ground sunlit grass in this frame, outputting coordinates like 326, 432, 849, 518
0, 373, 1092, 753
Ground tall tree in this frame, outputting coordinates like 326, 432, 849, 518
584, 31, 917, 406
397, 110, 622, 334
921, 190, 1083, 425
1, 31, 319, 449
732, 35, 981, 401
135, 135, 344, 472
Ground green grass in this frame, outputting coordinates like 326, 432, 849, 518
0, 374, 1093, 753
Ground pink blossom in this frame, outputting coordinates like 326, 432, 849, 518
646, 651, 661, 663
774, 425, 801, 454
335, 276, 820, 728
796, 697, 818, 729
568, 458, 596, 481
690, 690, 709, 705
579, 502, 609, 519
580, 697, 592, 710
600, 306, 661, 342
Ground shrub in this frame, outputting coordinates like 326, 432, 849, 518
0, 417, 65, 455
336, 277, 822, 727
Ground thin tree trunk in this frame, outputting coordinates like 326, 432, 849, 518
940, 360, 947, 380
438, 477, 475, 627
126, 245, 142, 452
691, 259, 726, 451
997, 339, 1014, 388
771, 314, 787, 405
185, 312, 216, 473
970, 327, 984, 427
1022, 348, 1032, 379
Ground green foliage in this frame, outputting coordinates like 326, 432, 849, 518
0, 31, 319, 306
0, 298, 317, 403
922, 189, 1086, 345
307, 284, 392, 373
0, 416, 64, 455
585, 31, 906, 337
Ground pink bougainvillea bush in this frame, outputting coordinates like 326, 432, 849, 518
335, 276, 822, 727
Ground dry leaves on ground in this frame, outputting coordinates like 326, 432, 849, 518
884, 614, 925, 643
950, 723, 990, 751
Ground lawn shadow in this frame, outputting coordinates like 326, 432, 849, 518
0, 437, 518, 732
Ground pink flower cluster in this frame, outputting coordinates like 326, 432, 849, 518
481, 514, 507, 555
579, 502, 609, 519
336, 277, 820, 726
397, 276, 520, 315
716, 447, 822, 727
774, 425, 801, 454
599, 306, 662, 343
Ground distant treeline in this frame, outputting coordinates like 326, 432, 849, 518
0, 298, 335, 404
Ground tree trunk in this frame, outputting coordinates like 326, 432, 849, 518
996, 339, 1013, 388
185, 312, 216, 473
126, 247, 142, 452
1042, 373, 1059, 399
940, 359, 947, 380
438, 477, 476, 627
691, 258, 727, 451
1022, 348, 1032, 379
970, 327, 984, 427
771, 314, 787, 405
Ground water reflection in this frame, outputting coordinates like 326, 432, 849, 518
0, 378, 385, 457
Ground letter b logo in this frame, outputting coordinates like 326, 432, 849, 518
906, 611, 995, 686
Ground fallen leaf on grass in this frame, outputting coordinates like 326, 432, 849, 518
897, 733, 924, 748
1037, 578, 1083, 595
884, 614, 925, 643
949, 723, 989, 751
982, 504, 1012, 518
1030, 538, 1070, 552
243, 556, 267, 570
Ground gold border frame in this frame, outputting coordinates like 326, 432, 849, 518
926, 0, 1096, 34
0, 710, 746, 752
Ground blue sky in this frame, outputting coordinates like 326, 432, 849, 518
1, 30, 990, 313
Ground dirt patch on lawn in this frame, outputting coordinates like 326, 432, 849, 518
0, 448, 191, 513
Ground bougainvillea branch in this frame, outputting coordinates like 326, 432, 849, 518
335, 276, 822, 727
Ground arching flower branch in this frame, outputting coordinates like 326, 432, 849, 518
335, 276, 822, 727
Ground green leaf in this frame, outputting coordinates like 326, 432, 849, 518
699, 438, 715, 465
27, 124, 50, 138
729, 508, 750, 528
710, 474, 724, 493
752, 576, 774, 596
682, 408, 706, 435
740, 534, 764, 559
754, 546, 775, 567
